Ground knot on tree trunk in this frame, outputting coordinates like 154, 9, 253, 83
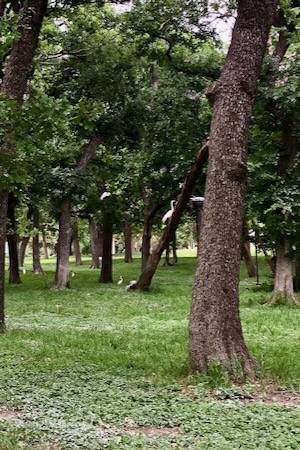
227, 160, 247, 182
205, 80, 222, 106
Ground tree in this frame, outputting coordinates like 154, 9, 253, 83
189, 0, 278, 377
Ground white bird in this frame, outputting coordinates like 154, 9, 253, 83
162, 200, 175, 223
118, 276, 123, 285
71, 271, 76, 278
21, 266, 26, 275
126, 280, 137, 290
100, 191, 111, 200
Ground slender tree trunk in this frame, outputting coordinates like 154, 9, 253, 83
72, 219, 82, 266
172, 239, 178, 264
89, 218, 101, 269
242, 222, 256, 277
53, 195, 72, 289
0, 0, 48, 329
19, 236, 29, 267
99, 220, 113, 283
141, 210, 153, 270
163, 245, 173, 267
32, 208, 44, 275
268, 240, 298, 305
132, 142, 208, 290
189, 0, 277, 377
7, 194, 21, 284
42, 230, 49, 259
124, 219, 133, 263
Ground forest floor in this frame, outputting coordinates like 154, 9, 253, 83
1, 252, 300, 449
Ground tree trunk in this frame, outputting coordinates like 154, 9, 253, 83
19, 236, 29, 267
53, 195, 72, 289
189, 0, 277, 377
99, 219, 113, 283
7, 195, 21, 284
72, 219, 82, 266
32, 208, 44, 275
294, 258, 300, 292
163, 245, 173, 267
0, 0, 47, 330
132, 142, 208, 290
89, 218, 101, 269
141, 210, 154, 270
42, 230, 49, 259
241, 222, 256, 277
124, 219, 133, 263
268, 240, 298, 305
172, 239, 178, 264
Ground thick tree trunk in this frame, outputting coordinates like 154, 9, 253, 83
0, 0, 48, 328
268, 241, 298, 305
89, 218, 101, 269
7, 195, 21, 284
132, 142, 208, 290
32, 208, 44, 275
124, 219, 133, 263
53, 196, 72, 289
99, 220, 113, 283
189, 0, 277, 377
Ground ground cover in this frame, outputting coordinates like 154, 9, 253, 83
0, 251, 300, 449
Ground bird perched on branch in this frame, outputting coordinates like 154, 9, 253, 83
162, 200, 175, 223
100, 191, 111, 200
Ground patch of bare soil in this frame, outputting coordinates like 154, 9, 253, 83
241, 389, 300, 406
127, 425, 180, 437
0, 407, 19, 420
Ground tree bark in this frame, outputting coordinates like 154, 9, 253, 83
53, 135, 102, 288
32, 208, 44, 275
124, 219, 133, 263
132, 142, 208, 290
189, 0, 277, 377
0, 0, 48, 328
7, 194, 21, 284
99, 219, 113, 283
42, 230, 49, 259
89, 218, 101, 269
141, 209, 154, 270
19, 236, 29, 267
268, 240, 298, 305
72, 219, 82, 266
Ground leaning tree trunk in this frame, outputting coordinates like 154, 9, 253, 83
53, 195, 72, 289
133, 142, 208, 290
99, 219, 113, 283
7, 194, 21, 284
124, 219, 133, 263
32, 208, 44, 275
0, 0, 47, 330
189, 0, 277, 377
268, 240, 298, 305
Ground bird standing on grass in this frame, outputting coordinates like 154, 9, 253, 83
118, 276, 123, 285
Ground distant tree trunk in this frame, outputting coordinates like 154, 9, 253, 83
53, 195, 72, 289
7, 195, 21, 284
163, 245, 172, 266
268, 240, 297, 304
19, 236, 29, 267
172, 239, 178, 264
124, 219, 133, 263
0, 0, 47, 329
89, 218, 102, 269
141, 210, 153, 270
99, 220, 113, 283
32, 208, 44, 275
189, 0, 277, 377
242, 223, 256, 277
132, 142, 208, 291
72, 220, 82, 266
42, 230, 49, 259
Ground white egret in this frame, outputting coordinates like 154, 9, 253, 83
162, 200, 175, 223
118, 276, 123, 285
100, 191, 111, 200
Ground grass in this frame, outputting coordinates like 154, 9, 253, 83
0, 250, 300, 449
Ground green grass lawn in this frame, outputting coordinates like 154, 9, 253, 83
1, 251, 300, 449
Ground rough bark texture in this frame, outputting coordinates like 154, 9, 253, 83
99, 220, 113, 283
7, 194, 21, 284
124, 219, 133, 263
0, 0, 48, 328
32, 208, 44, 275
133, 142, 208, 290
189, 0, 277, 377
